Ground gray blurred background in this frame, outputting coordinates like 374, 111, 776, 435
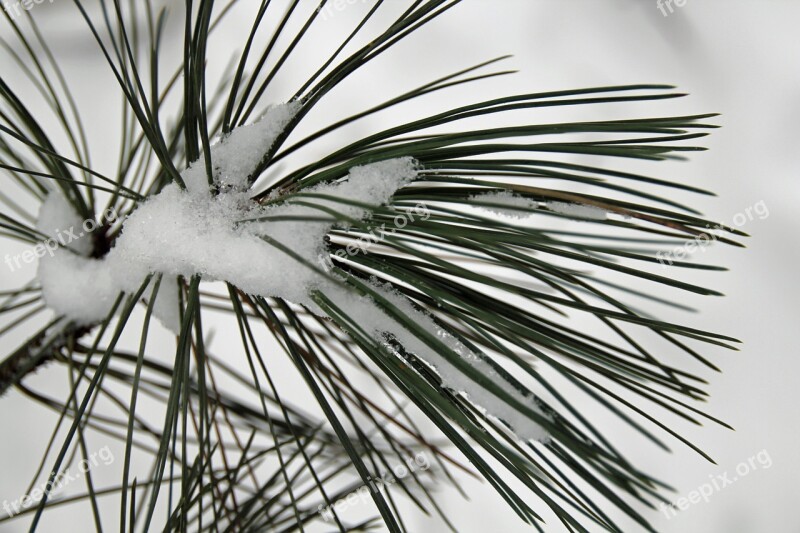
1, 1, 798, 532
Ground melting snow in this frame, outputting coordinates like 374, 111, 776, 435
547, 201, 607, 221
472, 191, 608, 222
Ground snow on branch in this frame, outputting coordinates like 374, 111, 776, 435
36, 102, 548, 444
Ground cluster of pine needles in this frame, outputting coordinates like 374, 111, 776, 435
0, 1, 742, 532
